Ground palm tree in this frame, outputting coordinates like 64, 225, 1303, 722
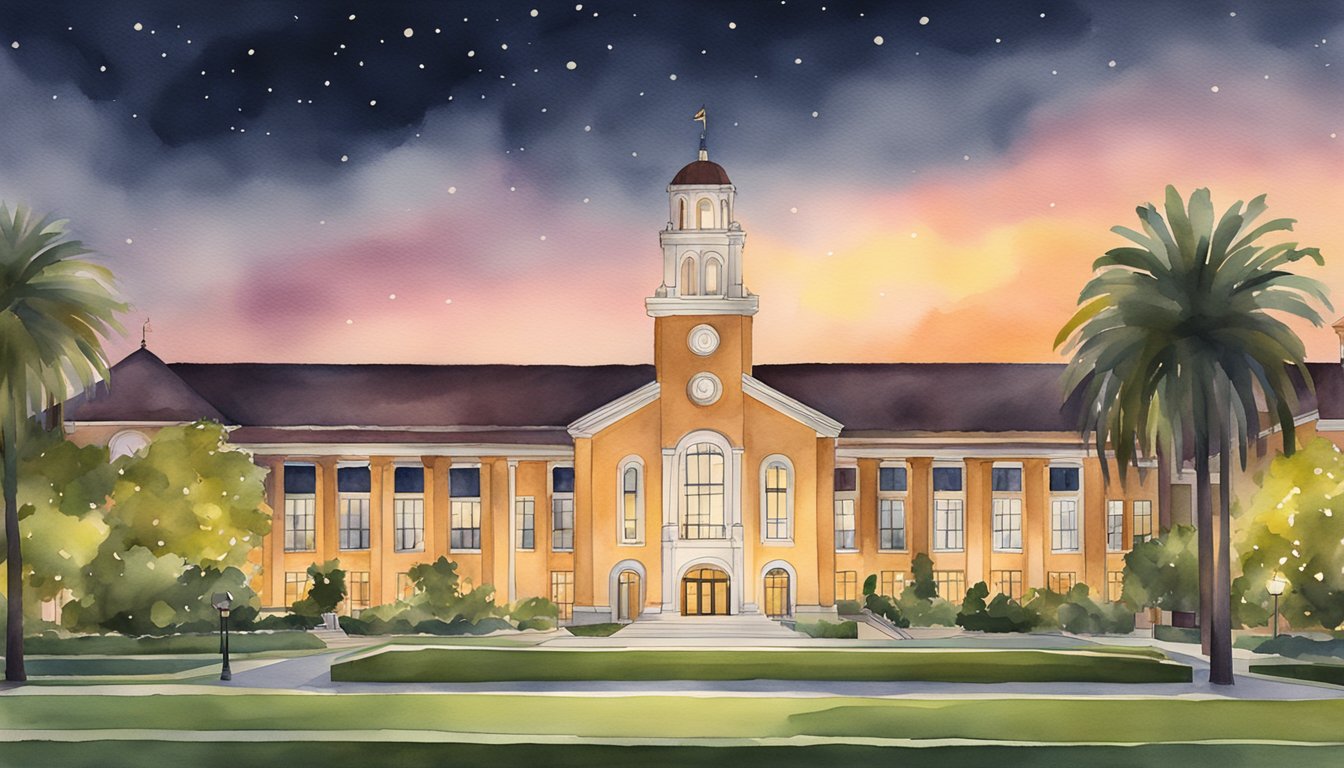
1055, 186, 1328, 686
0, 206, 125, 681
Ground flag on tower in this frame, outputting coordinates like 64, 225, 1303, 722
693, 107, 707, 129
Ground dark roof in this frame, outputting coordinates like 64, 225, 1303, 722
753, 363, 1078, 434
671, 160, 731, 185
66, 352, 1344, 443
65, 348, 227, 423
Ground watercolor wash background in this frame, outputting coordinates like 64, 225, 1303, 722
0, 1, 1337, 368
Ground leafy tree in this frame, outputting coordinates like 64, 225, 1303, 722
1233, 438, 1344, 630
509, 596, 559, 631
956, 582, 1040, 633
1056, 584, 1136, 635
1055, 186, 1329, 685
0, 206, 125, 680
1121, 524, 1200, 616
862, 573, 909, 628
291, 560, 347, 619
909, 552, 938, 599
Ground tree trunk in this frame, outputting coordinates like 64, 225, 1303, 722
1209, 430, 1234, 685
3, 405, 25, 682
1195, 435, 1213, 657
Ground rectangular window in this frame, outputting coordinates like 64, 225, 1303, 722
393, 466, 425, 553
338, 465, 370, 550
834, 498, 856, 550
934, 570, 966, 601
933, 465, 964, 551
1107, 571, 1125, 603
833, 467, 857, 492
879, 466, 907, 492
1106, 500, 1125, 552
991, 467, 1023, 492
551, 571, 574, 621
878, 498, 906, 550
396, 572, 417, 601
990, 569, 1023, 601
835, 570, 858, 602
1133, 500, 1153, 544
345, 571, 371, 613
1050, 465, 1081, 553
552, 467, 575, 551
450, 467, 482, 551
1048, 571, 1077, 593
991, 465, 1023, 552
283, 464, 316, 552
515, 496, 535, 550
879, 570, 905, 598
284, 572, 311, 607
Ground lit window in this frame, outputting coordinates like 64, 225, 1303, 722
992, 466, 1022, 551
990, 569, 1023, 600
1133, 500, 1153, 544
284, 572, 311, 607
704, 258, 721, 294
681, 256, 697, 295
934, 569, 966, 600
1107, 571, 1125, 602
681, 445, 725, 540
1048, 571, 1077, 593
552, 467, 575, 550
450, 467, 482, 550
933, 466, 964, 552
515, 496, 535, 550
345, 571, 371, 613
393, 466, 424, 553
551, 571, 574, 621
835, 570, 858, 601
697, 197, 713, 228
283, 464, 316, 552
396, 572, 417, 601
879, 570, 905, 598
1106, 500, 1125, 552
763, 459, 791, 541
338, 466, 370, 550
620, 461, 643, 544
764, 568, 791, 618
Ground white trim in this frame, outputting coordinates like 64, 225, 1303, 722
243, 443, 574, 459
566, 381, 660, 438
839, 445, 1093, 459
742, 374, 844, 437
645, 296, 758, 317
759, 559, 798, 618
608, 560, 647, 623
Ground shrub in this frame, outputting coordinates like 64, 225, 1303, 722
956, 582, 1040, 632
1021, 586, 1069, 628
835, 600, 863, 616
897, 589, 958, 627
509, 596, 559, 631
910, 553, 938, 600
1154, 624, 1201, 643
1122, 525, 1199, 615
291, 560, 346, 619
862, 573, 909, 627
795, 619, 858, 638
1251, 634, 1344, 661
1056, 584, 1135, 635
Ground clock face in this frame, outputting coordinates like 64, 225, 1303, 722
687, 324, 720, 356
687, 372, 723, 406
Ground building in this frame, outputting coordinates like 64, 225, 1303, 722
71, 141, 1344, 625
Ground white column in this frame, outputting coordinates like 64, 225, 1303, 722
661, 448, 677, 613
507, 460, 517, 603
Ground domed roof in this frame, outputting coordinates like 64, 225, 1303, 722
671, 160, 731, 186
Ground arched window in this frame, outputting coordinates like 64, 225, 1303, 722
704, 258, 722, 295
678, 198, 687, 229
108, 430, 150, 460
681, 443, 725, 539
764, 568, 791, 618
681, 256, 698, 295
619, 459, 643, 544
696, 198, 714, 228
721, 199, 729, 227
762, 458, 792, 541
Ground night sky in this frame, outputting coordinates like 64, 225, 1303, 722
0, 1, 1340, 365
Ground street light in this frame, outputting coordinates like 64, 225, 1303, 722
211, 591, 234, 681
1266, 574, 1289, 639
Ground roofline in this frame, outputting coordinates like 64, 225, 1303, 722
567, 381, 661, 438
240, 443, 575, 459
742, 374, 843, 438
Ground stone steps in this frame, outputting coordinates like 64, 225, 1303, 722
615, 613, 802, 640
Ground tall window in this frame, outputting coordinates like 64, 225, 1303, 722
934, 570, 966, 600
763, 458, 791, 541
678, 198, 687, 229
879, 465, 907, 551
338, 465, 370, 550
1106, 500, 1125, 552
833, 467, 857, 551
346, 571, 371, 613
619, 460, 642, 544
552, 466, 575, 550
835, 570, 858, 601
991, 466, 1023, 551
551, 571, 574, 621
696, 197, 713, 228
990, 569, 1023, 600
1048, 571, 1077, 593
1133, 500, 1154, 544
1049, 466, 1081, 552
704, 258, 722, 295
933, 466, 965, 551
283, 464, 316, 552
515, 496, 535, 550
393, 466, 425, 552
450, 467, 482, 551
681, 256, 697, 295
764, 568, 790, 618
1107, 571, 1125, 602
879, 570, 905, 598
284, 572, 311, 607
681, 444, 725, 540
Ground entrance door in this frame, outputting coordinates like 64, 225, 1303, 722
764, 568, 790, 618
682, 567, 730, 615
617, 571, 641, 622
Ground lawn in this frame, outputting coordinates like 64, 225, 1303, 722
19, 657, 217, 677
1250, 663, 1344, 686
1, 695, 1342, 744
3, 741, 1343, 768
330, 647, 1191, 683
21, 631, 326, 655
565, 622, 625, 637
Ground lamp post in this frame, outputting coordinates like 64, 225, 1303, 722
211, 591, 234, 681
1266, 574, 1288, 639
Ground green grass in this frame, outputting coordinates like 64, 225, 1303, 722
3, 742, 1343, 768
1, 695, 1342, 743
21, 631, 325, 655
21, 657, 216, 677
565, 622, 625, 637
1250, 663, 1344, 686
329, 647, 1190, 683
1153, 625, 1201, 643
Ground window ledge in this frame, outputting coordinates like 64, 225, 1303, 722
393, 548, 426, 555
516, 548, 536, 553
876, 548, 908, 554
552, 549, 575, 554
618, 541, 645, 547
763, 538, 794, 546
992, 548, 1024, 554
834, 548, 860, 554
452, 549, 483, 555
283, 549, 317, 554
1051, 549, 1082, 555
932, 549, 965, 553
